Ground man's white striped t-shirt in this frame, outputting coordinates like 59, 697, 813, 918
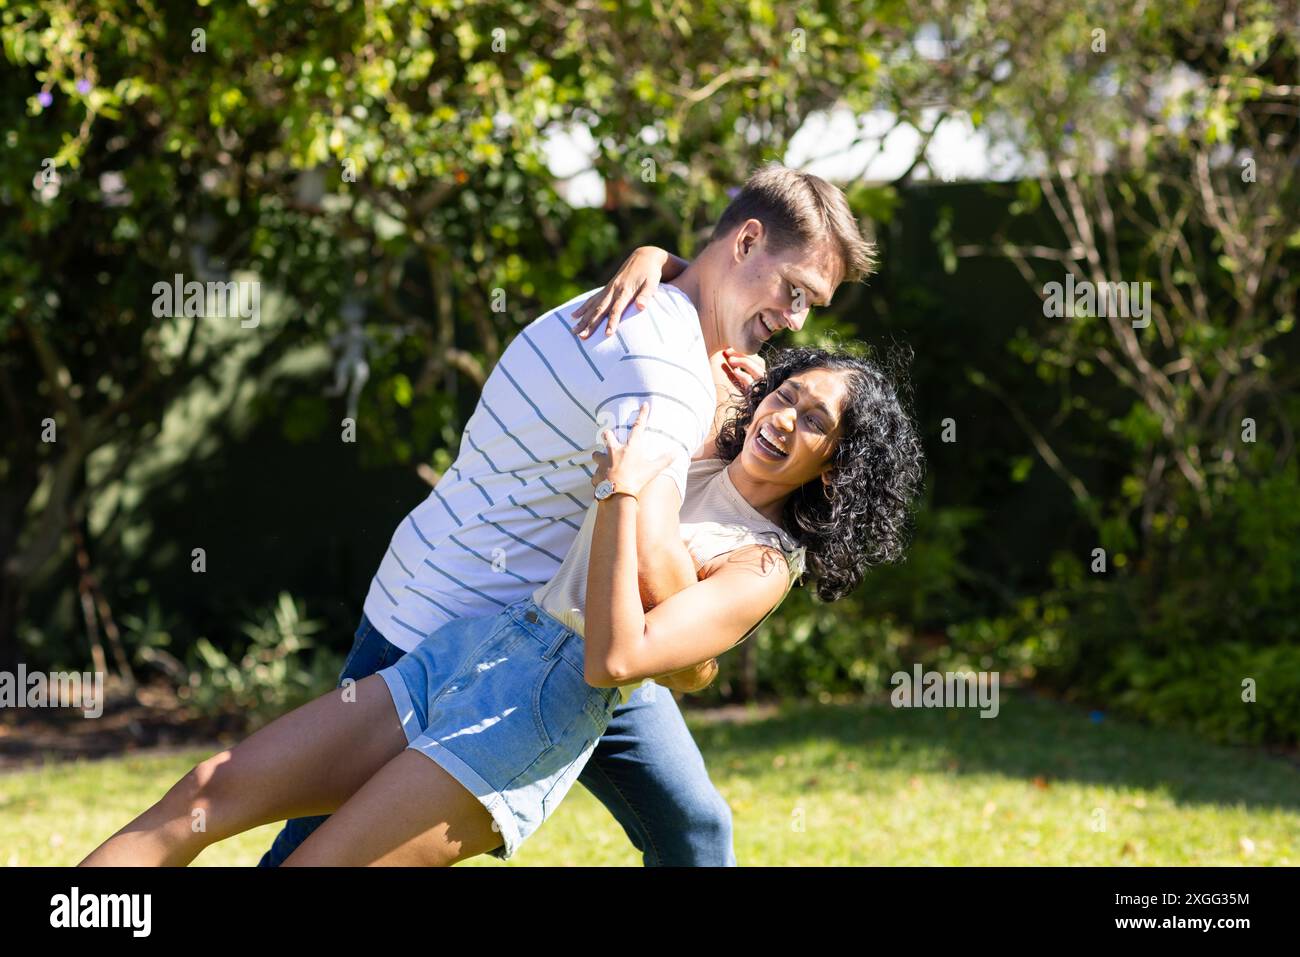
362, 283, 714, 652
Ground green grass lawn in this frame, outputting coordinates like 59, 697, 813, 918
3, 690, 1296, 866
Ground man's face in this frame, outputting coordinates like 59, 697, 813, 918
714, 219, 844, 354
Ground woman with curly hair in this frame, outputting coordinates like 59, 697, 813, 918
714, 345, 925, 601
82, 341, 923, 867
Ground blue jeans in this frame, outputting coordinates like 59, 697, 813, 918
258, 613, 736, 867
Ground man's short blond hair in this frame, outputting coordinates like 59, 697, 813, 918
710, 163, 877, 284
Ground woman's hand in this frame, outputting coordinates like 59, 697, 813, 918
571, 246, 688, 339
652, 658, 719, 694
593, 402, 674, 499
721, 347, 766, 396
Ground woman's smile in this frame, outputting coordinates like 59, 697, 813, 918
754, 423, 790, 459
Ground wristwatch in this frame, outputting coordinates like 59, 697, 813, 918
593, 478, 637, 503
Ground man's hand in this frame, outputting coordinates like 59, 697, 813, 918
652, 657, 719, 694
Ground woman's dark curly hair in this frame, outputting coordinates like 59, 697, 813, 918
714, 344, 925, 602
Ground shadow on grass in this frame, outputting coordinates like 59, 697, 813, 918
683, 689, 1300, 813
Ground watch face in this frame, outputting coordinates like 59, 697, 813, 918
594, 479, 614, 500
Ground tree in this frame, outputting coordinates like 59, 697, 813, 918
927, 0, 1299, 583
2, 0, 924, 670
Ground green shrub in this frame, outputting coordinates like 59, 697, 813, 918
181, 592, 342, 730
1100, 642, 1300, 746
1035, 461, 1300, 745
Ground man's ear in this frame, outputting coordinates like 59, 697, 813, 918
734, 219, 763, 261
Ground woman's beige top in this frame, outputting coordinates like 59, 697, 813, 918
533, 457, 807, 702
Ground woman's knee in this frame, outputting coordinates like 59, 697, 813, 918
165, 750, 235, 835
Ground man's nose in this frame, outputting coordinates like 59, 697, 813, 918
782, 302, 810, 331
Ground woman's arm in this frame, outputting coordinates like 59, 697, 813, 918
592, 440, 697, 612
594, 346, 766, 609
585, 524, 788, 686
625, 474, 720, 691
625, 474, 696, 605
582, 405, 789, 686
622, 473, 724, 693
571, 246, 689, 339
582, 492, 653, 687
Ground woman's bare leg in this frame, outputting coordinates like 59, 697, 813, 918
79, 674, 408, 866
283, 749, 502, 866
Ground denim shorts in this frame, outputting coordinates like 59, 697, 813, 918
377, 597, 622, 860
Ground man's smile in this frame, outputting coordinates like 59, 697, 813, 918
752, 311, 781, 342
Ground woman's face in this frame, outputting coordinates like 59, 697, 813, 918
738, 367, 850, 487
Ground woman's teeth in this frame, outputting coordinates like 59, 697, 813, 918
756, 425, 788, 458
